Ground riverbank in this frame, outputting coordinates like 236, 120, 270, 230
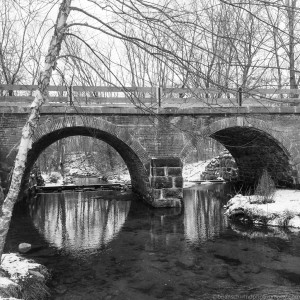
40, 159, 209, 188
0, 253, 49, 299
225, 189, 300, 228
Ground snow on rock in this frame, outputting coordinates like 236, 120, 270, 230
225, 189, 300, 228
0, 253, 50, 299
1, 253, 48, 280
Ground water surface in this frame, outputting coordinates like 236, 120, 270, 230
5, 184, 300, 299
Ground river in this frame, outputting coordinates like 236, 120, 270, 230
4, 183, 300, 299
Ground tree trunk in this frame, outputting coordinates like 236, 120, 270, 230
286, 0, 298, 96
107, 144, 115, 173
0, 0, 72, 259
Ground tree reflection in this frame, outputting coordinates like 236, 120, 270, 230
184, 184, 229, 244
28, 192, 131, 253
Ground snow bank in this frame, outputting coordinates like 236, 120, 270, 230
225, 189, 300, 228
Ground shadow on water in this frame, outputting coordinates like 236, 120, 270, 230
4, 183, 300, 299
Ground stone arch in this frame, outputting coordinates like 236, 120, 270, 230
199, 116, 298, 186
24, 116, 151, 199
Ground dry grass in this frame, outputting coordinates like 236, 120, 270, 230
254, 169, 276, 204
18, 277, 50, 300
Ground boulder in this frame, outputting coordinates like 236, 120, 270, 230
28, 270, 45, 282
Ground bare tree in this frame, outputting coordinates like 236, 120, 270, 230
0, 0, 54, 91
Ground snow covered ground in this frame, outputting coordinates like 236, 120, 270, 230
225, 189, 300, 228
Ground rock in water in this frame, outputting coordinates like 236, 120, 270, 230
18, 243, 32, 254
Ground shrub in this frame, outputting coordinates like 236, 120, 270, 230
254, 169, 275, 204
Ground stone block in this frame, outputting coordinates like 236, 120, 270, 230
218, 159, 223, 167
144, 162, 151, 175
152, 198, 182, 208
163, 188, 183, 199
151, 176, 173, 188
167, 167, 182, 177
174, 176, 183, 188
151, 157, 182, 168
225, 159, 233, 167
152, 189, 162, 199
153, 167, 165, 176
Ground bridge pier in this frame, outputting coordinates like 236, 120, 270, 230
150, 157, 183, 207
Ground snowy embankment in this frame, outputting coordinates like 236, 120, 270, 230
42, 158, 210, 187
225, 189, 300, 228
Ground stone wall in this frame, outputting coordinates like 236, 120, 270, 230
201, 150, 238, 181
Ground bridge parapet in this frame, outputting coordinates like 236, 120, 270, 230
2, 84, 300, 108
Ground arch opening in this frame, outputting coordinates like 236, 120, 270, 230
36, 136, 129, 183
23, 126, 150, 198
210, 126, 293, 187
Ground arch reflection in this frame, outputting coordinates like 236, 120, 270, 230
184, 184, 229, 244
28, 191, 131, 253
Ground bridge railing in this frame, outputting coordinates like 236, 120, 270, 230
0, 84, 300, 108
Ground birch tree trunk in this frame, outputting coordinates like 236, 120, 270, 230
0, 0, 72, 259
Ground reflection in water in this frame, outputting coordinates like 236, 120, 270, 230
28, 191, 131, 253
147, 184, 231, 249
184, 184, 229, 243
148, 207, 183, 250
6, 184, 300, 299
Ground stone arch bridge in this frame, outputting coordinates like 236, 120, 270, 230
0, 105, 300, 208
